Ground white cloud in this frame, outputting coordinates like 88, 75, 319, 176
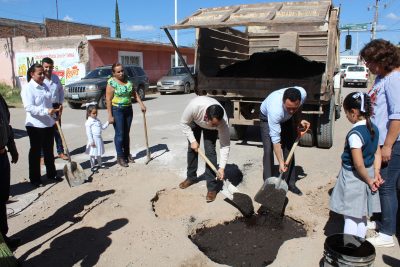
386, 12, 400, 20
126, 25, 155, 32
377, 24, 387, 31
63, 15, 74, 22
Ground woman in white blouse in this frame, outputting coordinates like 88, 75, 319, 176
21, 63, 61, 187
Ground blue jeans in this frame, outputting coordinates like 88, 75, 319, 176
112, 106, 133, 157
379, 141, 400, 236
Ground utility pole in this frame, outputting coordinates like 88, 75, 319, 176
115, 0, 121, 38
56, 0, 59, 36
371, 0, 379, 40
174, 0, 178, 67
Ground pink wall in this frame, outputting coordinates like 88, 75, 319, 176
88, 40, 194, 84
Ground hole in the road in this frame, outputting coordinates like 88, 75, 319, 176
189, 214, 307, 266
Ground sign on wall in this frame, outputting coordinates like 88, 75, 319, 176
15, 48, 86, 87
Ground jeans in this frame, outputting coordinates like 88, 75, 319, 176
26, 126, 57, 183
187, 123, 222, 192
260, 113, 297, 186
112, 106, 133, 157
379, 141, 400, 236
0, 153, 10, 236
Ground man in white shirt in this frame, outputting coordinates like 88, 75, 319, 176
179, 96, 230, 202
260, 87, 310, 196
42, 57, 68, 160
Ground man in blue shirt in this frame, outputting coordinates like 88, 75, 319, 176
260, 87, 310, 196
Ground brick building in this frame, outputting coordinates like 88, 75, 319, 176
0, 17, 110, 38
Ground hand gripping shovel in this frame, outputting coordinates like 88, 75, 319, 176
142, 112, 152, 164
55, 121, 88, 187
197, 148, 254, 217
254, 125, 309, 214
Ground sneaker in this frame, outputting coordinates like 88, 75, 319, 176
367, 233, 395, 247
206, 191, 217, 202
179, 179, 195, 189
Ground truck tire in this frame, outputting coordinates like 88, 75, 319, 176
98, 93, 106, 109
316, 99, 335, 149
299, 114, 314, 147
68, 102, 81, 109
229, 125, 247, 141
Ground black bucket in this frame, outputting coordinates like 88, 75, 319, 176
323, 234, 376, 267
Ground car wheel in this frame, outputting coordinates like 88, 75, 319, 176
98, 93, 106, 109
184, 83, 191, 94
137, 86, 145, 101
67, 102, 81, 109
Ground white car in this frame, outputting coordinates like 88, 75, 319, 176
343, 65, 368, 88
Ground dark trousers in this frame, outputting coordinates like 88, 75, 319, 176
187, 123, 222, 192
112, 106, 133, 158
0, 153, 10, 236
260, 113, 297, 186
40, 103, 64, 156
26, 126, 57, 183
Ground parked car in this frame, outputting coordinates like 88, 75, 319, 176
157, 65, 195, 95
340, 63, 356, 78
343, 65, 368, 87
64, 64, 149, 109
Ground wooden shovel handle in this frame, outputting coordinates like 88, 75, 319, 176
197, 148, 220, 178
55, 121, 71, 163
284, 124, 310, 167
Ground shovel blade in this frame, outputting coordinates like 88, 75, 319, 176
254, 177, 288, 214
63, 161, 88, 187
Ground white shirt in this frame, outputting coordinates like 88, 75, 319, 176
21, 79, 55, 128
180, 96, 230, 168
260, 86, 307, 143
85, 117, 109, 143
348, 120, 366, 149
43, 74, 64, 104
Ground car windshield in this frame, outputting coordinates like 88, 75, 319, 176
340, 63, 356, 70
347, 66, 365, 72
83, 68, 112, 79
167, 67, 192, 76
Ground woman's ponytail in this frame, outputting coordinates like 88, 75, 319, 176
363, 93, 375, 139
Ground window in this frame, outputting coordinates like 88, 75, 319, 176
171, 54, 187, 67
118, 51, 143, 68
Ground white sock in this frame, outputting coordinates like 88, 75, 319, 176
344, 215, 366, 238
90, 156, 96, 168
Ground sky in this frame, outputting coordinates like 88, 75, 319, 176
0, 0, 399, 55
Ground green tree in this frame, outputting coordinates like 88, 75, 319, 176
115, 0, 121, 38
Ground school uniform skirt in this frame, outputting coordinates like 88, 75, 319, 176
330, 165, 381, 219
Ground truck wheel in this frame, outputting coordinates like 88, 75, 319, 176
67, 102, 81, 109
184, 83, 191, 94
98, 93, 106, 109
229, 125, 247, 141
299, 114, 314, 147
316, 99, 335, 149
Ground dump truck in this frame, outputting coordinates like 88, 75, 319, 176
164, 0, 340, 148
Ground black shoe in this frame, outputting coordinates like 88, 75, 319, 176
117, 157, 128, 167
48, 176, 63, 182
288, 185, 303, 196
125, 155, 135, 163
4, 236, 21, 250
91, 167, 99, 173
30, 181, 43, 188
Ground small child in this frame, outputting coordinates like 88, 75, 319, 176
85, 104, 110, 171
330, 92, 383, 239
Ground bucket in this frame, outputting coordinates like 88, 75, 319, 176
323, 234, 375, 267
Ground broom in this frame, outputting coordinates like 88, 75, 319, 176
0, 234, 18, 267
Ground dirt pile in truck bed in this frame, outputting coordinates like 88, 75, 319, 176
216, 50, 326, 79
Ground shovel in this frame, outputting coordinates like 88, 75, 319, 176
254, 125, 309, 214
197, 148, 254, 217
55, 121, 88, 187
142, 112, 152, 164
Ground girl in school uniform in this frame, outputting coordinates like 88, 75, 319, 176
85, 104, 110, 171
330, 92, 383, 239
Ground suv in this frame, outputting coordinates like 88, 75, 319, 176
64, 64, 149, 109
157, 65, 195, 95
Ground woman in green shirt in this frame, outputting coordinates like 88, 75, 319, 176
106, 63, 146, 167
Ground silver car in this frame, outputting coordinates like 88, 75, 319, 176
157, 65, 195, 95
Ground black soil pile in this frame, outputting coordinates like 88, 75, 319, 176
216, 50, 326, 79
190, 214, 307, 266
254, 184, 287, 215
231, 193, 254, 217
